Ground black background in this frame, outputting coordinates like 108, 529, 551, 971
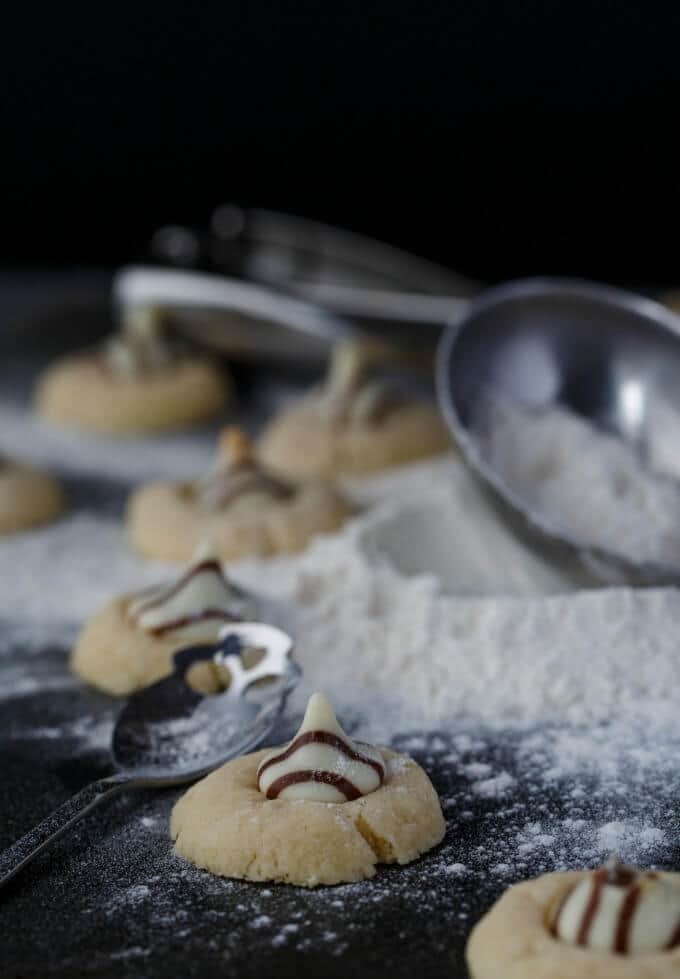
2, 3, 680, 285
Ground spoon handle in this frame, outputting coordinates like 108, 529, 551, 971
0, 774, 133, 890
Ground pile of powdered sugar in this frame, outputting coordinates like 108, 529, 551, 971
4, 431, 680, 737
2, 434, 680, 771
474, 394, 680, 570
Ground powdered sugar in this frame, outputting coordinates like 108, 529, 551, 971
474, 395, 680, 570
3, 370, 680, 970
0, 395, 213, 484
472, 772, 516, 799
2, 435, 680, 823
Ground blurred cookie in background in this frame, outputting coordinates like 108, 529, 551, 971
127, 426, 352, 562
34, 306, 230, 435
0, 455, 65, 533
257, 340, 450, 479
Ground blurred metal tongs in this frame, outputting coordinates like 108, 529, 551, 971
113, 206, 478, 365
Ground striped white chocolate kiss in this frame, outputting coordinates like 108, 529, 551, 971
256, 692, 385, 802
318, 341, 401, 425
104, 308, 176, 378
552, 858, 680, 955
197, 427, 293, 511
127, 542, 241, 641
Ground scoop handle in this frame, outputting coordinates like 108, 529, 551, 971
0, 774, 135, 890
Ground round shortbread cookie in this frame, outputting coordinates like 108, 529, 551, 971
35, 354, 229, 435
127, 479, 352, 563
171, 748, 445, 887
466, 871, 680, 979
70, 595, 227, 696
257, 396, 450, 480
0, 461, 65, 534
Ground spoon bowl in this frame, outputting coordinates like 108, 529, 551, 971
112, 624, 300, 780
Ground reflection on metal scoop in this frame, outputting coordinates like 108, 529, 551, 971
437, 277, 680, 588
0, 624, 300, 889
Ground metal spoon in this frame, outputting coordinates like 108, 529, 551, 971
141, 205, 477, 353
115, 210, 478, 364
437, 277, 680, 588
0, 623, 301, 889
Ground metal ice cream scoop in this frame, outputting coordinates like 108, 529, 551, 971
115, 207, 478, 365
437, 277, 680, 588
0, 623, 300, 889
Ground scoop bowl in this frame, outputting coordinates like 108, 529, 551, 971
437, 277, 680, 587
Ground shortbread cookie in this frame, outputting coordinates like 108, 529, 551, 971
257, 340, 450, 479
71, 545, 251, 695
466, 860, 680, 979
0, 457, 65, 534
171, 693, 445, 887
128, 428, 352, 562
35, 308, 229, 435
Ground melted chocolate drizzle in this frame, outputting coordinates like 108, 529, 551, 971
614, 885, 640, 955
132, 560, 225, 615
575, 874, 605, 946
147, 607, 237, 638
264, 770, 363, 802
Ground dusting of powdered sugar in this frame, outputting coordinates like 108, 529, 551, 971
3, 371, 680, 970
0, 395, 214, 484
2, 434, 680, 791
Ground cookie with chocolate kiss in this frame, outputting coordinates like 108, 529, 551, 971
257, 340, 451, 479
466, 860, 680, 979
71, 544, 251, 696
35, 308, 229, 436
171, 693, 445, 887
127, 427, 352, 562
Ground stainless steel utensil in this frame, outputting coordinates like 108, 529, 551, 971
211, 206, 476, 333
437, 277, 680, 588
113, 266, 475, 364
116, 208, 479, 363
114, 267, 353, 364
152, 204, 475, 299
0, 623, 300, 889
